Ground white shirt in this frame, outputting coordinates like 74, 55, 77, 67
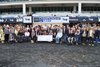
56, 29, 63, 38
24, 32, 30, 37
0, 34, 1, 39
89, 30, 93, 37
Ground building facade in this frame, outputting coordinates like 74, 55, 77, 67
0, 0, 100, 17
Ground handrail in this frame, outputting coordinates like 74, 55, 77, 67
0, 0, 100, 3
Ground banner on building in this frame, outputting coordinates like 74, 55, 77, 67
4, 18, 16, 23
33, 16, 69, 23
0, 18, 4, 23
69, 17, 79, 22
23, 16, 32, 23
98, 17, 100, 22
78, 16, 98, 22
16, 17, 23, 23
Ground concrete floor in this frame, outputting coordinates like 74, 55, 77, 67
0, 43, 100, 67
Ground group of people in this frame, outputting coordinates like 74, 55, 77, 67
0, 23, 100, 46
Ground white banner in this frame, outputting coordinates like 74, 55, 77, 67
16, 18, 23, 22
61, 17, 69, 23
0, 18, 4, 22
34, 16, 69, 23
98, 18, 100, 22
23, 16, 32, 23
37, 35, 53, 42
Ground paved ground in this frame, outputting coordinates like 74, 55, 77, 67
0, 43, 100, 67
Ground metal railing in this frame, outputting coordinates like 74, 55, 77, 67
0, 0, 28, 2
0, 0, 100, 3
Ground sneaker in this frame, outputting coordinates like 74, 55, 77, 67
92, 44, 94, 46
1, 41, 4, 44
89, 44, 91, 46
31, 40, 34, 43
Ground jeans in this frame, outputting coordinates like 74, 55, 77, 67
88, 37, 94, 44
24, 36, 30, 42
76, 35, 81, 44
55, 37, 61, 44
62, 34, 68, 43
95, 37, 99, 46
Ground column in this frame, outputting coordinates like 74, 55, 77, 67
73, 6, 76, 12
23, 4, 26, 15
78, 2, 82, 14
29, 7, 32, 13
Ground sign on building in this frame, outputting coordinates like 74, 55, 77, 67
23, 16, 32, 23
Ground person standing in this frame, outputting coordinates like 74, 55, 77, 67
0, 26, 4, 44
4, 25, 10, 43
75, 27, 81, 45
62, 25, 69, 43
31, 28, 37, 43
94, 26, 99, 46
82, 28, 87, 45
55, 27, 63, 44
9, 25, 15, 43
88, 27, 95, 46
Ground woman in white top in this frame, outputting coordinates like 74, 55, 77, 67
24, 30, 30, 42
55, 27, 63, 44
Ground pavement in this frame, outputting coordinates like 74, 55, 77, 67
0, 42, 100, 67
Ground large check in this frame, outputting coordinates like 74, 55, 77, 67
37, 35, 53, 42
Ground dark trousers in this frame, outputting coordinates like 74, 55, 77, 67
75, 35, 81, 44
31, 36, 37, 42
61, 34, 68, 43
24, 36, 30, 42
88, 37, 94, 44
82, 37, 87, 44
5, 34, 9, 43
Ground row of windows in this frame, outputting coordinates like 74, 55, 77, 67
0, 7, 100, 14
82, 7, 100, 11
0, 7, 73, 13
0, 8, 22, 13
32, 7, 73, 12
0, 0, 28, 2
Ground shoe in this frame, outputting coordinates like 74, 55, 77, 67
31, 40, 33, 43
89, 44, 91, 46
1, 41, 4, 44
92, 44, 94, 46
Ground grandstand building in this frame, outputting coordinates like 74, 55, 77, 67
0, 0, 100, 17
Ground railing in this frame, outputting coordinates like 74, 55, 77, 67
0, 11, 100, 17
0, 0, 28, 2
32, 11, 100, 16
0, 12, 22, 16
0, 0, 100, 3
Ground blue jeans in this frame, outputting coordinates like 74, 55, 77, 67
76, 35, 81, 44
95, 37, 99, 46
55, 37, 61, 44
62, 34, 68, 43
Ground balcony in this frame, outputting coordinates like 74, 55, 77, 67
0, 0, 28, 2
0, 0, 100, 3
